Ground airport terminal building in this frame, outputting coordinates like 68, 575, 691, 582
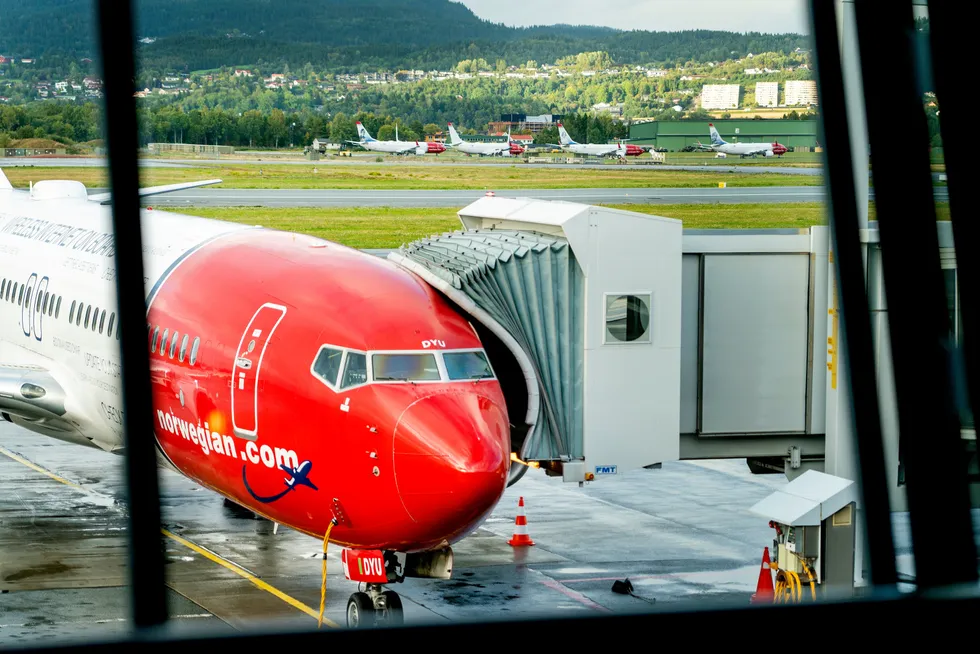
629, 119, 819, 152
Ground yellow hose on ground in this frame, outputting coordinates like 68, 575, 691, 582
318, 519, 338, 629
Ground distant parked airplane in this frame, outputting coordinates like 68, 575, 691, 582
347, 122, 446, 155
695, 123, 788, 158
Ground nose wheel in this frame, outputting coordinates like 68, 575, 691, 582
346, 584, 404, 628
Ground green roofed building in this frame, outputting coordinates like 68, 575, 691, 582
629, 120, 819, 152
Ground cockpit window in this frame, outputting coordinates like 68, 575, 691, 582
341, 352, 368, 389
372, 353, 440, 381
444, 351, 494, 380
312, 346, 343, 387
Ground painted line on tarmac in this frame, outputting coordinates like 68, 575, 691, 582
0, 444, 338, 629
539, 578, 612, 612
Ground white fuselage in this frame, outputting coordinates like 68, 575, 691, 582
357, 139, 418, 154
563, 143, 623, 157
711, 142, 774, 156
454, 141, 512, 156
0, 184, 247, 460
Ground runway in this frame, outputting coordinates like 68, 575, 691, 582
133, 186, 834, 208
124, 185, 945, 208
0, 422, 796, 643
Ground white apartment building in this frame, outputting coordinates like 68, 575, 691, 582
700, 84, 740, 109
786, 80, 818, 106
756, 81, 779, 107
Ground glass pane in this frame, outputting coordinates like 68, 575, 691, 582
444, 351, 494, 380
372, 353, 440, 381
341, 352, 368, 388
605, 294, 651, 343
313, 347, 344, 386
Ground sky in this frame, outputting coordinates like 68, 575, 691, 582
455, 0, 810, 34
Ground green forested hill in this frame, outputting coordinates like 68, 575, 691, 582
0, 0, 809, 72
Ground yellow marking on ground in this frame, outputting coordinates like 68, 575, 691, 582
0, 444, 83, 488
163, 528, 339, 628
0, 444, 338, 628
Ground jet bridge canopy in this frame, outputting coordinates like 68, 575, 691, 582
388, 197, 682, 484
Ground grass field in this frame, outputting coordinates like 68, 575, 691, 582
1, 164, 824, 190
157, 201, 949, 249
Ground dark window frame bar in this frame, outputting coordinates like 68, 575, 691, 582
926, 5, 977, 469
95, 0, 168, 627
851, 0, 977, 589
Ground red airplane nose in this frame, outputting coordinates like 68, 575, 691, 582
393, 391, 510, 535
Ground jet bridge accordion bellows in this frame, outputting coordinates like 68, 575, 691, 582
389, 229, 585, 465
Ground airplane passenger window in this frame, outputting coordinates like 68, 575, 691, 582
312, 346, 344, 387
169, 332, 179, 359
340, 352, 367, 388
372, 353, 441, 381
77, 303, 84, 327
69, 301, 76, 323
160, 329, 169, 354
179, 334, 188, 362
151, 327, 160, 353
99, 310, 106, 334
24, 287, 30, 309
0, 279, 5, 297
43, 291, 49, 314
107, 313, 115, 338
92, 307, 101, 332
444, 351, 495, 380
190, 337, 201, 366
84, 305, 91, 329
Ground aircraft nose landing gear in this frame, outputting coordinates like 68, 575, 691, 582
342, 549, 405, 628
346, 584, 403, 628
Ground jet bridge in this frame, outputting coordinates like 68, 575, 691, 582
384, 198, 848, 489
388, 198, 683, 486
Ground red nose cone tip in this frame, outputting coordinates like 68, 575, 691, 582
393, 392, 510, 536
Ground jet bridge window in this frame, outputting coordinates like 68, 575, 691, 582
340, 352, 367, 389
312, 346, 344, 389
444, 351, 495, 380
604, 293, 652, 344
372, 353, 441, 382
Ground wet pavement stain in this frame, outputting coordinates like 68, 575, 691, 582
4, 562, 79, 582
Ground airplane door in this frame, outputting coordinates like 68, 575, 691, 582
231, 303, 287, 441
32, 276, 49, 342
20, 273, 37, 338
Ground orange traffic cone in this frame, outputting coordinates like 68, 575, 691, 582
508, 496, 535, 546
750, 547, 774, 603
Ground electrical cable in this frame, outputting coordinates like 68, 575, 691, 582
318, 518, 338, 629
